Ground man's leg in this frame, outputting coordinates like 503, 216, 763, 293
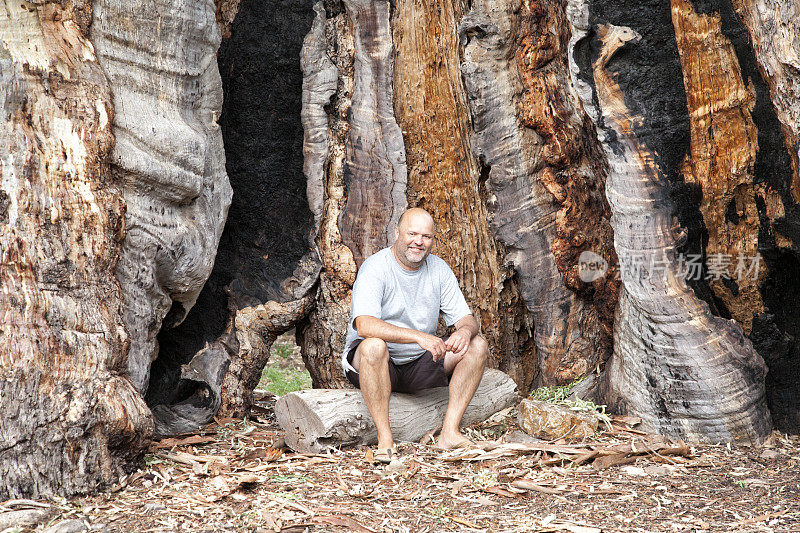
437, 335, 488, 449
352, 338, 394, 450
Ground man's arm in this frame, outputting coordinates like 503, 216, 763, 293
444, 314, 479, 358
355, 315, 448, 360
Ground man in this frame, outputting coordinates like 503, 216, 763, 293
341, 208, 489, 461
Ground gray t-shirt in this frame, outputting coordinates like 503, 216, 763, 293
341, 247, 472, 374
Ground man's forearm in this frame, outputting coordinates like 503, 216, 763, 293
454, 314, 480, 338
355, 315, 424, 345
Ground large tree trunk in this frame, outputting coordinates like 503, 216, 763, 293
91, 0, 233, 432
460, 0, 619, 386
4, 0, 800, 499
0, 0, 152, 498
297, 0, 619, 393
564, 0, 799, 435
298, 0, 409, 388
590, 24, 771, 443
728, 0, 800, 432
391, 0, 537, 389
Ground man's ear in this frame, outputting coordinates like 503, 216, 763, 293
394, 226, 399, 241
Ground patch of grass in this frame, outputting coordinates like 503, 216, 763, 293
258, 366, 312, 396
430, 506, 451, 522
144, 454, 163, 466
271, 343, 294, 359
529, 378, 582, 403
257, 342, 311, 396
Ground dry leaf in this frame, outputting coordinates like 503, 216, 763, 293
449, 516, 481, 529
512, 479, 561, 495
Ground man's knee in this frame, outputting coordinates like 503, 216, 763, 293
358, 337, 389, 367
467, 335, 489, 363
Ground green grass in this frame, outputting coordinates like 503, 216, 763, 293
529, 378, 582, 403
256, 342, 312, 396
529, 378, 613, 430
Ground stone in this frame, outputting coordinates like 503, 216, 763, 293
43, 519, 89, 533
517, 399, 598, 441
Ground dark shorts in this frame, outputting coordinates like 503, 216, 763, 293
345, 338, 450, 394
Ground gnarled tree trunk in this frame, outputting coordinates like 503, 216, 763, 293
460, 0, 619, 386
0, 0, 152, 498
590, 24, 771, 443
4, 0, 800, 500
91, 0, 233, 432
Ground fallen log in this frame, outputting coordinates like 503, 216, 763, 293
275, 369, 518, 453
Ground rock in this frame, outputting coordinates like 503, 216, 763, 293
760, 449, 779, 460
504, 430, 542, 444
517, 399, 598, 441
643, 465, 674, 476
620, 465, 647, 477
0, 508, 55, 530
43, 519, 89, 533
386, 459, 405, 474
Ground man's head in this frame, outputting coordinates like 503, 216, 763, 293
392, 208, 435, 271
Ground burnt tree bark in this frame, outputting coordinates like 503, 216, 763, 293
4, 0, 800, 499
590, 24, 771, 443
149, 0, 321, 429
565, 0, 800, 435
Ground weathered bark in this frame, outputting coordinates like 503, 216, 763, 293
91, 0, 233, 432
275, 370, 518, 453
460, 0, 618, 386
6, 0, 800, 504
731, 0, 800, 204
729, 0, 800, 435
565, 0, 799, 436
0, 0, 151, 498
298, 0, 408, 388
592, 24, 771, 443
391, 0, 536, 388
671, 0, 767, 333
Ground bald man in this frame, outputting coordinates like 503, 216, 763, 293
341, 208, 488, 461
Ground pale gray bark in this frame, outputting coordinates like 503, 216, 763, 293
275, 369, 518, 453
0, 1, 152, 498
91, 0, 233, 395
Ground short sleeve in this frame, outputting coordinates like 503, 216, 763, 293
439, 262, 472, 326
350, 258, 385, 328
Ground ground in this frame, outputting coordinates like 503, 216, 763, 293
3, 337, 799, 533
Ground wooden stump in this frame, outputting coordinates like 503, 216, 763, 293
275, 369, 518, 453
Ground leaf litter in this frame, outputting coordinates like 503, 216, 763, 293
3, 395, 800, 533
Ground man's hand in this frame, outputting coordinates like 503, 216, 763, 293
444, 327, 472, 359
416, 332, 448, 361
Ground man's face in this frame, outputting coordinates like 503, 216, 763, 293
393, 212, 435, 270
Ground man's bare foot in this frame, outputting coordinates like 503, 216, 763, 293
434, 432, 474, 450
